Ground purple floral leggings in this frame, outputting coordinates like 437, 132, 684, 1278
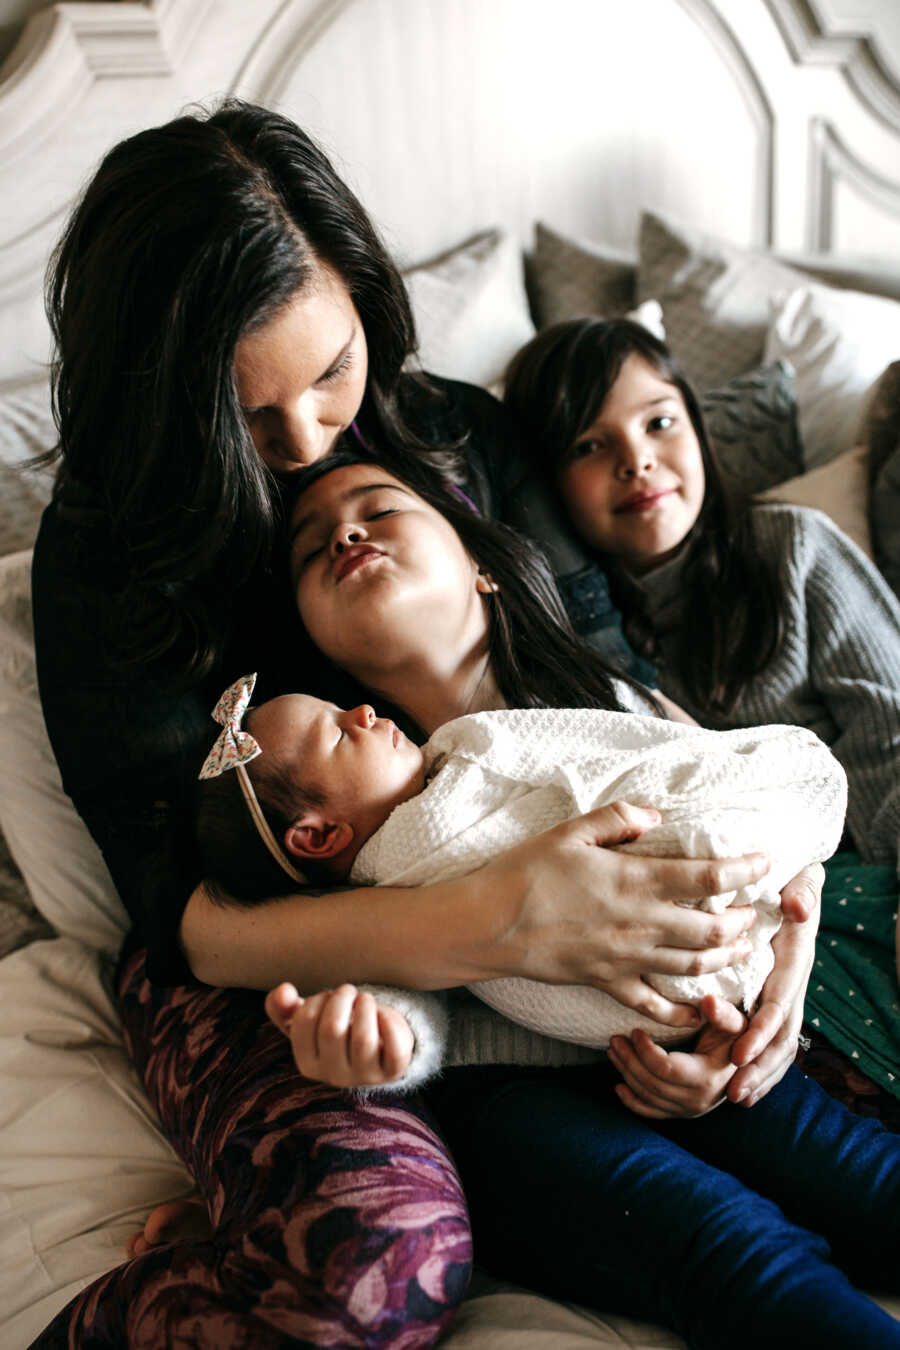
29, 949, 472, 1350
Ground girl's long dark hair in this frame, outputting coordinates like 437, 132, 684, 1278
286, 449, 636, 718
197, 449, 652, 904
503, 319, 784, 715
46, 100, 460, 683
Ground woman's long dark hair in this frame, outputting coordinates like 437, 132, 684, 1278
46, 100, 459, 683
503, 319, 784, 715
286, 449, 636, 718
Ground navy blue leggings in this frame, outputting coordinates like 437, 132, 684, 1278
426, 1062, 900, 1350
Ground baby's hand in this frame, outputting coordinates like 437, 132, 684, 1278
265, 982, 415, 1088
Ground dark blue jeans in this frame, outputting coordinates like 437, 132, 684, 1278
426, 1061, 900, 1350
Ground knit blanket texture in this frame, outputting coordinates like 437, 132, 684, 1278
352, 708, 847, 1049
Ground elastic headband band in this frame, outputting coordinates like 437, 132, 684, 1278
235, 763, 308, 886
199, 672, 308, 888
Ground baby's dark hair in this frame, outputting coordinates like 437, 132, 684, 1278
195, 708, 337, 903
504, 318, 784, 715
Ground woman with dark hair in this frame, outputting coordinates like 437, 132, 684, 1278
30, 104, 811, 1346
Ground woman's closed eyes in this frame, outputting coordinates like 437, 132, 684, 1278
317, 347, 355, 385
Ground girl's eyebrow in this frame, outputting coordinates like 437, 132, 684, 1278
290, 482, 413, 545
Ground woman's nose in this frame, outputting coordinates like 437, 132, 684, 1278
274, 400, 328, 468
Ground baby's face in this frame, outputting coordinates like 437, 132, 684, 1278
250, 693, 426, 846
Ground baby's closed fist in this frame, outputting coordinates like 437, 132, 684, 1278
265, 982, 414, 1087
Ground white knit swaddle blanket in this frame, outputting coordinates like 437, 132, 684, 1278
352, 708, 847, 1049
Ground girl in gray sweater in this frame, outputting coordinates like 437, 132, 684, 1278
504, 319, 900, 961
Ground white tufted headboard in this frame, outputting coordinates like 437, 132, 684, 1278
1, 0, 899, 386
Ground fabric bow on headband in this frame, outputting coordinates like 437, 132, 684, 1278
199, 672, 307, 886
199, 672, 262, 780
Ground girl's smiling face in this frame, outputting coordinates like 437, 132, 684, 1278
289, 463, 491, 678
558, 353, 706, 573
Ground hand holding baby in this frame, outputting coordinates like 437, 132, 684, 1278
265, 982, 416, 1088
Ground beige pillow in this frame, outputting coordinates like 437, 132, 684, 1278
637, 210, 806, 393
0, 551, 129, 955
528, 222, 637, 328
0, 380, 56, 556
756, 445, 872, 558
404, 229, 535, 389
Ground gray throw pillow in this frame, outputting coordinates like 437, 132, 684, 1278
701, 361, 803, 495
528, 222, 637, 329
862, 361, 900, 599
637, 210, 806, 393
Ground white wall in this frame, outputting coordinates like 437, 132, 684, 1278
2, 1, 900, 70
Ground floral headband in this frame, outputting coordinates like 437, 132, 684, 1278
198, 672, 307, 886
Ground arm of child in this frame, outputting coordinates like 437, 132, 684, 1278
264, 981, 449, 1094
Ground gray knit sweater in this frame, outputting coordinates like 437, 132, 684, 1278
637, 504, 900, 868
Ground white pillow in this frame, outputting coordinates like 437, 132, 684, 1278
628, 298, 666, 343
0, 937, 193, 1346
756, 445, 872, 559
764, 285, 900, 471
0, 551, 129, 954
404, 229, 535, 389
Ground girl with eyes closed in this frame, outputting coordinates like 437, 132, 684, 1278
30, 102, 809, 1348
258, 451, 900, 1350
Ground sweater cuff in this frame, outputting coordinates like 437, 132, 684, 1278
350, 984, 449, 1097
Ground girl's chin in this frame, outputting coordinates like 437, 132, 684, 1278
623, 532, 692, 574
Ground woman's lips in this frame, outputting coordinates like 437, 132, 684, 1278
615, 488, 674, 515
334, 546, 382, 582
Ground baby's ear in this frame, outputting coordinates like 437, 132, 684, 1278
284, 817, 354, 861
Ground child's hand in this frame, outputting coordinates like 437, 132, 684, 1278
265, 982, 415, 1088
608, 995, 746, 1119
126, 1193, 211, 1258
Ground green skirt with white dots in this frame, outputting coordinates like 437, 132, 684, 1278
804, 851, 900, 1099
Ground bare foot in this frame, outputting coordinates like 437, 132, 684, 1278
126, 1194, 212, 1258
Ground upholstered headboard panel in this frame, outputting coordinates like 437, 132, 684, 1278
1, 0, 899, 385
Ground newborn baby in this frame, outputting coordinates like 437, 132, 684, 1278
199, 686, 846, 1080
